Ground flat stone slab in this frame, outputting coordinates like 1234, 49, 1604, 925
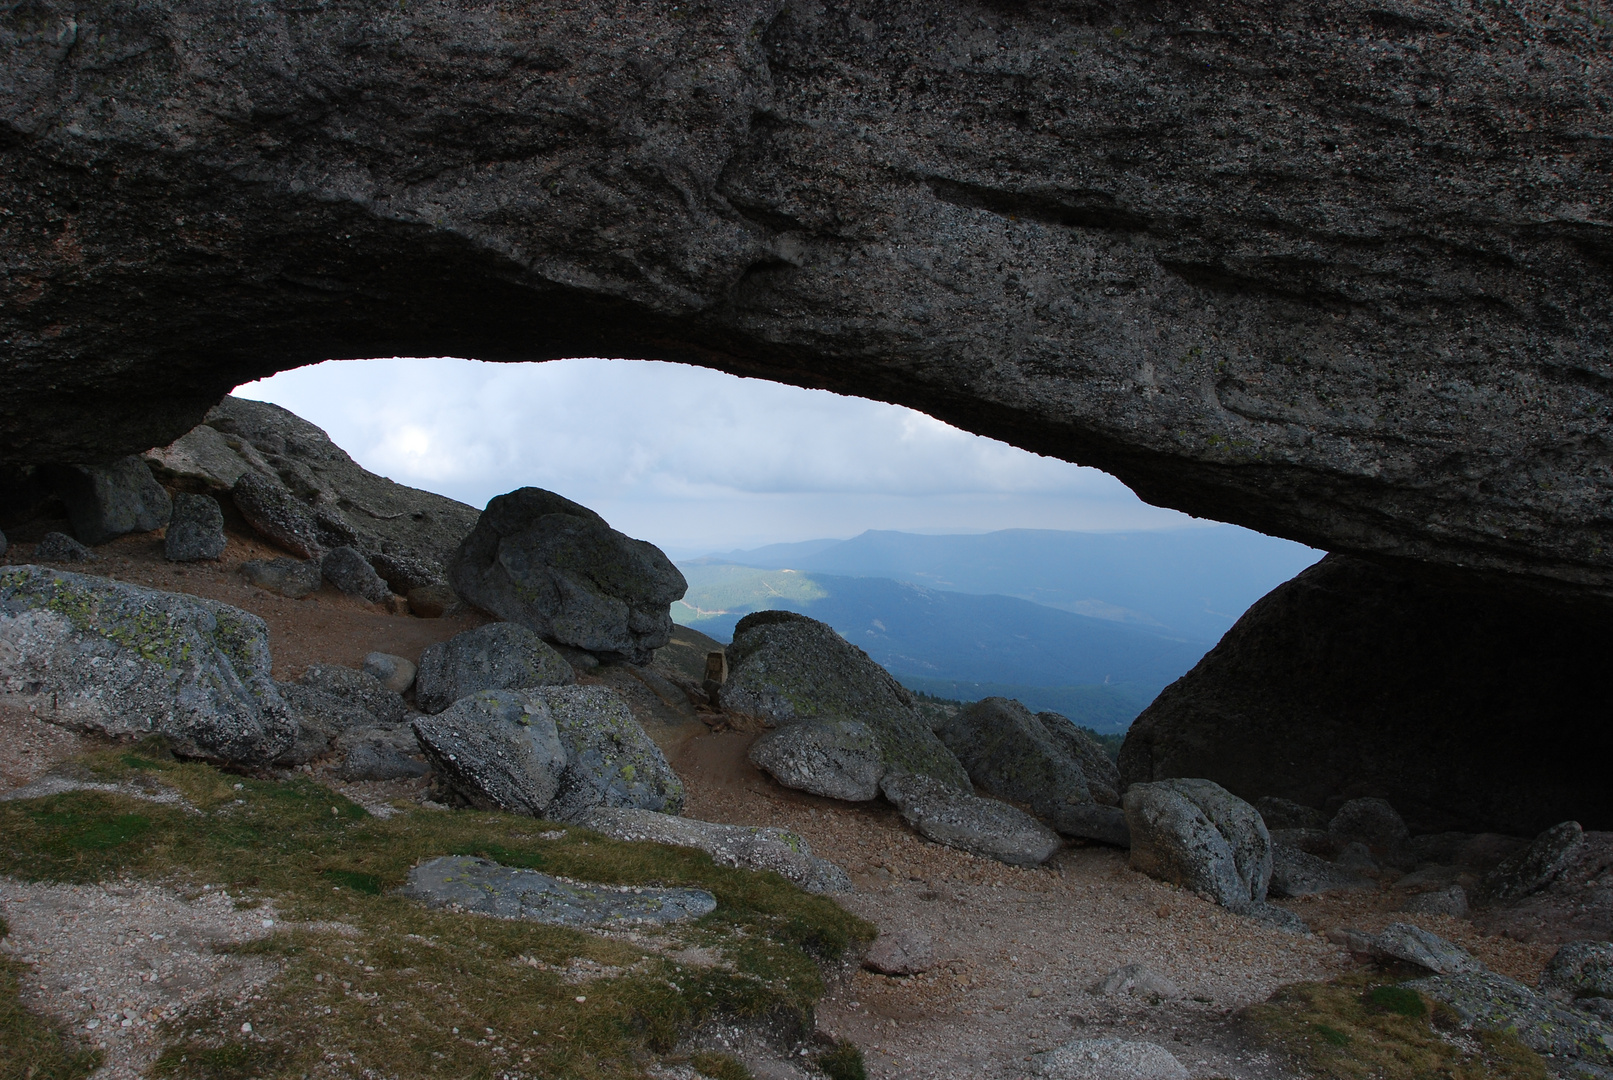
400, 855, 716, 927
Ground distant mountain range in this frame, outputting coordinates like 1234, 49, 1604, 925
694, 526, 1321, 642
673, 527, 1321, 732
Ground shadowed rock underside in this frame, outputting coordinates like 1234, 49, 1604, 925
5, 0, 1613, 593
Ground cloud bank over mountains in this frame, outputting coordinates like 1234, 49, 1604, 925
237, 356, 1202, 553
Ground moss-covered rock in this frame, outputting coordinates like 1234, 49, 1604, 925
0, 565, 295, 764
720, 610, 968, 791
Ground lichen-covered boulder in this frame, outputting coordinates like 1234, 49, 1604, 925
0, 565, 294, 764
1124, 778, 1272, 909
542, 685, 685, 820
748, 717, 887, 802
1267, 844, 1373, 899
51, 456, 172, 545
880, 772, 1061, 867
414, 622, 573, 714
447, 488, 685, 664
412, 689, 571, 815
1409, 969, 1613, 1076
721, 610, 969, 790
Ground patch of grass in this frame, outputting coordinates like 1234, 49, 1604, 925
0, 915, 103, 1080
690, 1050, 752, 1079
150, 1038, 288, 1079
1367, 984, 1427, 1019
1245, 972, 1548, 1079
0, 748, 876, 1079
817, 1038, 868, 1080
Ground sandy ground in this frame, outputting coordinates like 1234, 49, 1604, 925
0, 876, 282, 1080
0, 526, 1563, 1079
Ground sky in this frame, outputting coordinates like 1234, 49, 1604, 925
235, 356, 1209, 557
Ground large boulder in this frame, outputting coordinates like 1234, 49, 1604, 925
1540, 941, 1613, 1002
414, 622, 574, 714
935, 697, 1123, 839
272, 682, 379, 765
0, 565, 295, 764
1124, 778, 1272, 909
747, 718, 887, 802
543, 685, 685, 820
1120, 555, 1613, 836
1475, 821, 1586, 907
164, 492, 227, 562
299, 663, 407, 725
414, 685, 683, 820
412, 689, 572, 815
1036, 710, 1122, 806
50, 456, 171, 545
321, 546, 391, 604
880, 772, 1061, 867
204, 397, 480, 591
447, 488, 685, 664
722, 611, 969, 790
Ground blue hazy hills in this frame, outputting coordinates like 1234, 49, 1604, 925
674, 527, 1321, 732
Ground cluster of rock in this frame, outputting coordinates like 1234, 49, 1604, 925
1327, 921, 1613, 1078
722, 610, 1081, 866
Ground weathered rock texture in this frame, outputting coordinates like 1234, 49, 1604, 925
448, 488, 685, 664
414, 621, 575, 714
1124, 778, 1271, 910
1120, 555, 1613, 835
401, 855, 716, 927
0, 565, 295, 764
5, 0, 1613, 594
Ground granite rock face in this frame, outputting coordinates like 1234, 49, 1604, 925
414, 622, 574, 714
1120, 555, 1613, 835
721, 611, 969, 790
6, 0, 1613, 600
0, 565, 294, 764
1124, 778, 1272, 909
448, 488, 685, 664
321, 545, 392, 603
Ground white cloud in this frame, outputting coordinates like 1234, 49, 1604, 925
235, 356, 1201, 555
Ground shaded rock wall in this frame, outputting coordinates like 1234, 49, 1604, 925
4, 0, 1613, 591
1118, 555, 1613, 836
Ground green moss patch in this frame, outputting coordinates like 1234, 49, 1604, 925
1244, 972, 1548, 1079
0, 746, 875, 1079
